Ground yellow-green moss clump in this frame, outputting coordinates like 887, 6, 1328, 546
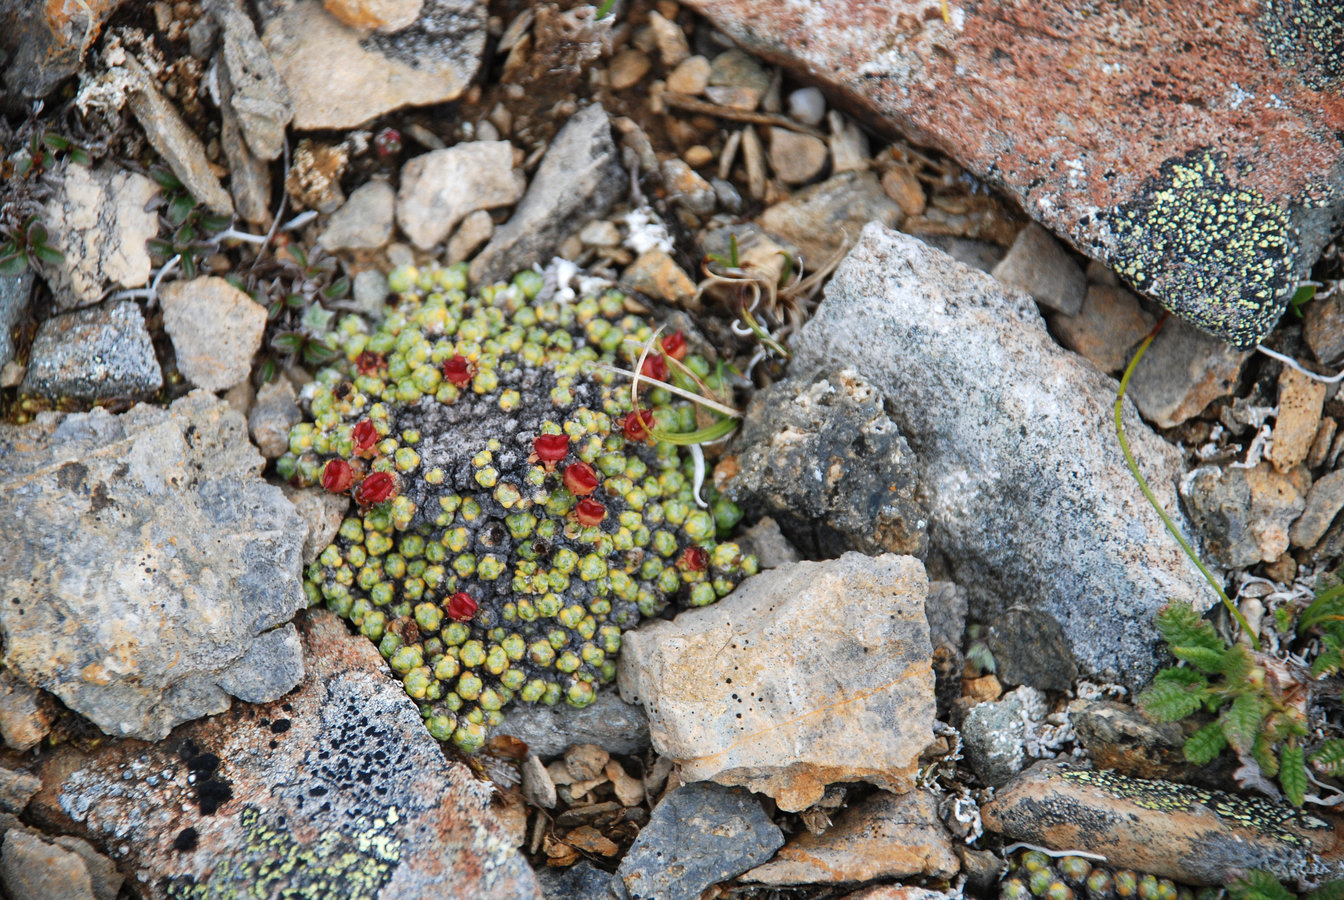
280, 264, 755, 752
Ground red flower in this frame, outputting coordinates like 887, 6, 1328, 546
442, 355, 474, 387
640, 353, 668, 382
677, 546, 708, 572
352, 419, 379, 454
661, 331, 687, 361
562, 462, 599, 496
356, 471, 397, 506
574, 498, 607, 527
446, 592, 478, 622
356, 351, 386, 375
321, 459, 355, 493
533, 433, 570, 464
622, 408, 655, 442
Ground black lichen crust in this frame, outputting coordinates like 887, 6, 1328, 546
280, 265, 754, 752
1259, 0, 1344, 90
1104, 148, 1297, 349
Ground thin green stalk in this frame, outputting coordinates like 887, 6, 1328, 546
1116, 319, 1255, 641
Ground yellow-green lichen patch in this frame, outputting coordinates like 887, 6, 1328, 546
1259, 0, 1344, 90
1105, 149, 1297, 349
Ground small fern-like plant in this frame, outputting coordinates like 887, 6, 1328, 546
1230, 869, 1344, 900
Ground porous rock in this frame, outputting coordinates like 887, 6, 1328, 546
722, 367, 927, 558
1268, 366, 1327, 474
683, 0, 1344, 346
396, 142, 524, 249
471, 104, 625, 284
1180, 462, 1307, 567
20, 301, 162, 402
29, 610, 541, 900
160, 276, 268, 392
614, 782, 782, 900
619, 552, 935, 811
982, 761, 1344, 885
743, 790, 958, 884
791, 224, 1209, 689
40, 165, 159, 309
261, 0, 487, 130
0, 392, 306, 740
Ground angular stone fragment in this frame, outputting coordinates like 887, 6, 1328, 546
248, 377, 301, 458
1, 830, 94, 900
961, 687, 1049, 787
982, 762, 1344, 885
1050, 283, 1156, 375
722, 367, 927, 558
792, 225, 1209, 689
396, 142, 524, 249
494, 686, 650, 759
1067, 699, 1190, 782
40, 165, 159, 308
1126, 317, 1248, 429
20, 301, 162, 402
1181, 462, 1307, 567
992, 223, 1086, 316
211, 0, 293, 161
757, 170, 900, 267
622, 249, 697, 305
1291, 468, 1344, 549
984, 608, 1078, 692
320, 179, 397, 251
0, 0, 126, 100
471, 104, 625, 284
0, 392, 306, 740
262, 0, 487, 130
0, 671, 53, 752
683, 0, 1344, 346
29, 611, 541, 900
619, 553, 935, 811
1268, 367, 1327, 474
743, 790, 958, 884
0, 769, 40, 815
160, 276, 268, 392
615, 782, 783, 900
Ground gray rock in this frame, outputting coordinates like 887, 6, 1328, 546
985, 608, 1079, 693
767, 128, 829, 185
1050, 283, 1157, 375
735, 516, 802, 569
211, 0, 293, 161
124, 54, 233, 216
471, 104, 625, 285
446, 209, 495, 265
521, 754, 556, 810
724, 367, 927, 558
320, 180, 396, 251
249, 377, 301, 458
992, 222, 1087, 316
1291, 468, 1344, 549
1181, 462, 1307, 567
1, 830, 94, 900
494, 686, 650, 759
160, 276, 269, 392
792, 224, 1210, 689
927, 580, 968, 714
0, 769, 39, 815
1305, 290, 1344, 367
614, 782, 783, 900
535, 861, 614, 900
47, 837, 120, 900
1126, 316, 1249, 429
0, 271, 32, 371
40, 165, 160, 309
912, 234, 1004, 273
351, 269, 390, 317
620, 553, 935, 812
0, 671, 52, 752
30, 611, 542, 900
396, 142, 523, 249
280, 484, 350, 566
219, 98, 273, 226
706, 48, 770, 111
21, 301, 162, 401
261, 0, 487, 130
961, 686, 1048, 787
0, 1, 125, 99
757, 170, 901, 269
0, 391, 307, 740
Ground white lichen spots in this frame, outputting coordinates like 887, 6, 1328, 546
622, 206, 674, 254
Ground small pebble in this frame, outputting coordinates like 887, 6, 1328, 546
609, 48, 652, 90
788, 86, 826, 125
881, 166, 927, 217
684, 145, 715, 167
666, 55, 712, 95
579, 220, 621, 247
647, 10, 690, 66
768, 129, 829, 185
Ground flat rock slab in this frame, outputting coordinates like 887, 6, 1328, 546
29, 610, 540, 900
0, 391, 305, 740
683, 0, 1344, 347
160, 276, 268, 392
618, 552, 935, 812
982, 761, 1344, 885
792, 225, 1209, 689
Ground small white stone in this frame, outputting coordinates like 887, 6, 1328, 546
787, 87, 826, 125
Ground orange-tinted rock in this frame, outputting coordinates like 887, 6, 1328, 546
0, 0, 125, 99
682, 0, 1344, 347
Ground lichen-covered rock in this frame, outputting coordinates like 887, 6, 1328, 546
722, 366, 927, 559
281, 263, 755, 752
0, 391, 306, 740
961, 686, 1051, 787
0, 0, 126, 100
618, 552, 934, 811
792, 224, 1209, 690
982, 761, 1344, 885
29, 610, 541, 900
20, 301, 162, 402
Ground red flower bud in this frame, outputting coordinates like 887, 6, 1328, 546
622, 408, 655, 442
356, 471, 397, 506
677, 546, 709, 572
352, 419, 379, 454
562, 462, 599, 496
661, 331, 687, 361
321, 459, 355, 493
442, 355, 473, 386
640, 353, 668, 382
446, 592, 478, 622
533, 433, 570, 463
575, 498, 607, 527
356, 351, 386, 375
